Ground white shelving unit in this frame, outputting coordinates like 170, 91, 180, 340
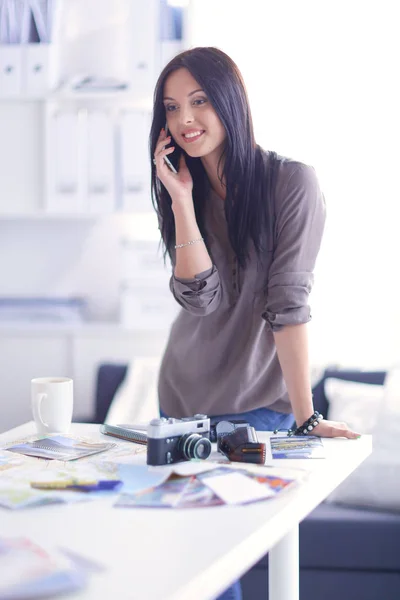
0, 0, 185, 432
0, 90, 156, 220
43, 95, 153, 216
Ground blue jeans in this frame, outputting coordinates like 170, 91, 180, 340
160, 406, 294, 600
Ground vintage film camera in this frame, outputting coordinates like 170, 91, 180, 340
147, 414, 212, 466
211, 420, 266, 464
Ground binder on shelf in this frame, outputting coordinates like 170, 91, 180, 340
130, 0, 158, 100
0, 0, 62, 98
21, 0, 62, 96
46, 110, 84, 213
87, 110, 115, 214
22, 42, 59, 96
118, 110, 151, 213
0, 44, 23, 96
20, 0, 63, 45
119, 283, 178, 331
27, 0, 48, 43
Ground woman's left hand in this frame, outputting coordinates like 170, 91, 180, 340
311, 419, 361, 439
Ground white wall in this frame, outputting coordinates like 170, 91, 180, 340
187, 0, 400, 368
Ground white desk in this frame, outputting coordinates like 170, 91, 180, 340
0, 423, 371, 600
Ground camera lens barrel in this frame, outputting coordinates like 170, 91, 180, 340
180, 433, 212, 460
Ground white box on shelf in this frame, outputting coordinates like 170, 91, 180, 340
129, 0, 158, 101
22, 43, 59, 97
120, 283, 178, 331
117, 110, 152, 213
45, 108, 86, 214
86, 110, 115, 214
0, 45, 23, 97
120, 239, 171, 283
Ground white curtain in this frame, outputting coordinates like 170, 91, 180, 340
186, 0, 400, 368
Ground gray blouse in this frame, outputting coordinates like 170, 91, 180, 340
158, 157, 326, 418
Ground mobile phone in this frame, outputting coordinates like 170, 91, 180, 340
163, 122, 178, 173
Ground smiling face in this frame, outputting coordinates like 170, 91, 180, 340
163, 68, 226, 164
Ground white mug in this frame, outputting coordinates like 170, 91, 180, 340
31, 377, 73, 434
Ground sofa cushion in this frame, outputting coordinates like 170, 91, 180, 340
252, 502, 400, 571
325, 378, 383, 433
311, 369, 386, 417
300, 503, 400, 570
105, 357, 161, 424
326, 367, 400, 512
95, 364, 128, 423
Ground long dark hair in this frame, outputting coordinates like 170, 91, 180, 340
150, 46, 277, 268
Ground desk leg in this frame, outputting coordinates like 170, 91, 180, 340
268, 525, 299, 600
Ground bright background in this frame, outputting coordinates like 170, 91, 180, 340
187, 0, 399, 367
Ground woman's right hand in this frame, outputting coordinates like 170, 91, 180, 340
153, 128, 193, 202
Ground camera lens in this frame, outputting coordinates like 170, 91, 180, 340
180, 433, 212, 460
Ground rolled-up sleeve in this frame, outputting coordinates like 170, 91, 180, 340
170, 265, 222, 316
262, 163, 326, 332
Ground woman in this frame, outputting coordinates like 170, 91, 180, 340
150, 47, 359, 600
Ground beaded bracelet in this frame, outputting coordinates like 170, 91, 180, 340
287, 411, 324, 437
175, 237, 204, 249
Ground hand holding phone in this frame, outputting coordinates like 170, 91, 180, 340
154, 124, 193, 200
160, 123, 177, 173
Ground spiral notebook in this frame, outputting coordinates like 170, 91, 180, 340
5, 436, 116, 461
100, 423, 148, 445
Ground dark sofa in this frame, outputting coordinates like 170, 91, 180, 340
92, 365, 400, 600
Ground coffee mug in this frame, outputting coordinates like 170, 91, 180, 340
31, 377, 73, 434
